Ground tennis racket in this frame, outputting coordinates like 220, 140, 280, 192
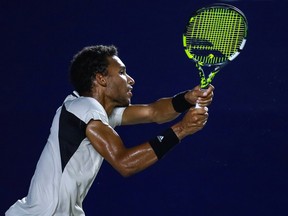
183, 3, 248, 108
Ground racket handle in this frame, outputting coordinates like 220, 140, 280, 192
195, 103, 201, 109
195, 88, 207, 109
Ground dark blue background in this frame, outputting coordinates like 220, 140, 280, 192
1, 0, 287, 215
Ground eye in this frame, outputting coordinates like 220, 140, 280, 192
119, 68, 126, 75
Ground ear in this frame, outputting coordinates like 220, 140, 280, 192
95, 73, 107, 87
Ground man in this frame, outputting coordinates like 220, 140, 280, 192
6, 45, 214, 215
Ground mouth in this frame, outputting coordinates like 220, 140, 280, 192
127, 87, 133, 97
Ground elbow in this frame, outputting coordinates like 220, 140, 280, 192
108, 150, 156, 178
113, 160, 139, 178
119, 171, 133, 178
116, 164, 137, 178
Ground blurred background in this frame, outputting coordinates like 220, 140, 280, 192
1, 0, 287, 215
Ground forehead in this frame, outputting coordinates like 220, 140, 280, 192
108, 55, 125, 69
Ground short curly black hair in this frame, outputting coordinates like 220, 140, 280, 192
69, 45, 118, 95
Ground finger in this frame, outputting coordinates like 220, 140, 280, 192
208, 84, 215, 91
197, 113, 209, 126
198, 85, 214, 98
194, 85, 201, 91
197, 98, 213, 106
201, 88, 214, 98
189, 107, 208, 115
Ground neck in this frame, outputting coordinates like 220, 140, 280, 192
81, 91, 115, 116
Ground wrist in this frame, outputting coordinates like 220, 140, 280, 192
149, 128, 180, 159
171, 123, 186, 140
172, 91, 194, 113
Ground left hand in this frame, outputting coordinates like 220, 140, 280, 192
184, 84, 214, 107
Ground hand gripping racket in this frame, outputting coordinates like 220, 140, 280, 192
183, 3, 248, 108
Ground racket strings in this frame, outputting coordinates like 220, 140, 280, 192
185, 7, 247, 65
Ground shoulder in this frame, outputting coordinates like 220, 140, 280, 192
64, 97, 109, 124
65, 97, 101, 110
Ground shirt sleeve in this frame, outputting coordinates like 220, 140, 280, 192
65, 97, 109, 126
109, 107, 126, 128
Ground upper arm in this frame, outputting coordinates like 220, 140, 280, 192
86, 120, 157, 176
86, 120, 125, 164
121, 98, 180, 125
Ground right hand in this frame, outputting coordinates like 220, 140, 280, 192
185, 84, 214, 107
171, 107, 209, 140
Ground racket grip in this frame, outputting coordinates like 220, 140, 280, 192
195, 103, 201, 109
195, 88, 207, 109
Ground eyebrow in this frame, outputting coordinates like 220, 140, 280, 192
119, 66, 126, 72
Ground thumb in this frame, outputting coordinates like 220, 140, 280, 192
195, 87, 208, 98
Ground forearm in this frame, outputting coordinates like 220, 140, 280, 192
151, 90, 198, 123
149, 97, 181, 123
122, 91, 198, 125
121, 97, 182, 125
122, 85, 213, 125
114, 143, 158, 177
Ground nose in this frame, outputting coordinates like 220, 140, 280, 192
127, 74, 135, 85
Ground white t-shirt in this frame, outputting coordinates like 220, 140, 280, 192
6, 92, 125, 216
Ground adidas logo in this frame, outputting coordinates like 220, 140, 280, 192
157, 136, 164, 142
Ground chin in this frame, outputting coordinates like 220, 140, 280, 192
123, 101, 131, 107
117, 100, 130, 107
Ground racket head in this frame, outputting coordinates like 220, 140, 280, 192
183, 3, 248, 67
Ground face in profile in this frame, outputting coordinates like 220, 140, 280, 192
104, 56, 135, 107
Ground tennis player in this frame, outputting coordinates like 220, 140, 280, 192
6, 45, 214, 216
